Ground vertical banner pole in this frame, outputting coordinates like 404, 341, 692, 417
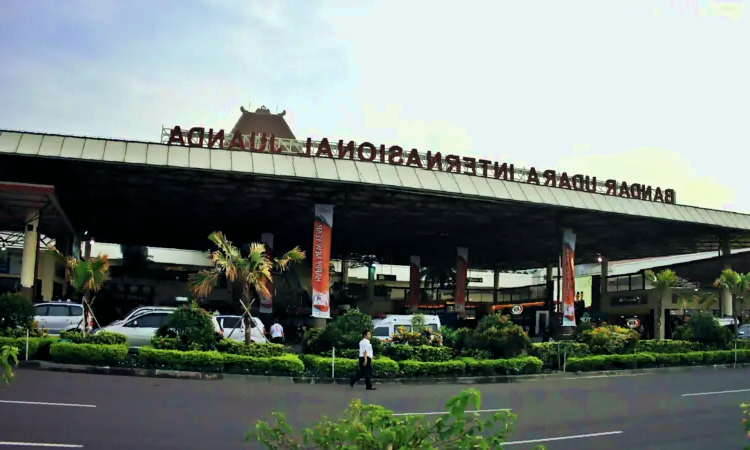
409, 256, 421, 312
455, 248, 469, 317
561, 228, 577, 328
312, 205, 334, 321
260, 233, 274, 315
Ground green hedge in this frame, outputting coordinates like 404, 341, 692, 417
530, 343, 589, 369
209, 339, 288, 358
50, 342, 128, 366
137, 347, 304, 375
0, 337, 57, 360
61, 331, 127, 346
461, 356, 543, 376
565, 350, 750, 372
634, 339, 703, 354
301, 355, 399, 378
382, 344, 454, 362
398, 360, 466, 377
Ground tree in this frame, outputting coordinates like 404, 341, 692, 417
714, 269, 750, 339
46, 246, 111, 335
188, 232, 305, 344
675, 291, 716, 315
247, 388, 545, 449
644, 269, 678, 340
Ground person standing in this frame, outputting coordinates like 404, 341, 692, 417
350, 330, 376, 390
270, 319, 284, 344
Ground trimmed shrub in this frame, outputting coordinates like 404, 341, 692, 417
530, 342, 590, 370
301, 354, 399, 378
635, 339, 703, 354
465, 314, 532, 359
50, 342, 128, 366
579, 325, 639, 355
382, 344, 453, 362
214, 339, 287, 358
136, 347, 304, 375
563, 350, 750, 372
462, 356, 543, 376
0, 292, 35, 330
398, 360, 466, 377
155, 302, 218, 351
0, 337, 56, 360
674, 315, 733, 350
62, 330, 127, 346
303, 309, 383, 355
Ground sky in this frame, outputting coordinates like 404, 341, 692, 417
0, 0, 748, 212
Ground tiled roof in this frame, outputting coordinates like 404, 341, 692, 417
230, 106, 295, 140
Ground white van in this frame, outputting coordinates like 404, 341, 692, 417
372, 314, 442, 341
215, 315, 268, 343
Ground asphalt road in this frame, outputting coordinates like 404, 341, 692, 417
1, 368, 749, 449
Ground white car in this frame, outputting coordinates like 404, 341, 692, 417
107, 306, 176, 326
95, 308, 222, 347
34, 301, 88, 334
216, 315, 268, 343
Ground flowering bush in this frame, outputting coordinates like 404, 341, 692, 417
579, 325, 639, 355
741, 402, 750, 448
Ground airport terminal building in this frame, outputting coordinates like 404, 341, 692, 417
2, 104, 750, 336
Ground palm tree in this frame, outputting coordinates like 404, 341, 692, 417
45, 246, 111, 335
675, 291, 716, 315
714, 269, 750, 338
188, 232, 305, 344
645, 269, 679, 340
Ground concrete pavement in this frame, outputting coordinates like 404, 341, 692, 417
0, 368, 749, 449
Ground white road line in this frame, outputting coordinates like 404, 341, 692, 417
504, 431, 624, 445
392, 408, 511, 416
565, 373, 652, 380
0, 442, 83, 448
682, 388, 750, 397
0, 400, 96, 408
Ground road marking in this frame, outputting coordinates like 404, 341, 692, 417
682, 388, 750, 397
0, 442, 83, 448
565, 373, 651, 380
392, 408, 511, 416
0, 400, 96, 408
504, 431, 624, 445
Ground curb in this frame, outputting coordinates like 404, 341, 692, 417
18, 360, 750, 384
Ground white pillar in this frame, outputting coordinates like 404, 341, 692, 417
20, 210, 40, 300
721, 238, 732, 317
492, 265, 500, 303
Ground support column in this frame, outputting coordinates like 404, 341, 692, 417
84, 239, 92, 259
341, 257, 350, 306
454, 247, 468, 316
409, 256, 421, 313
260, 233, 274, 315
492, 265, 500, 304
20, 211, 39, 301
367, 264, 376, 303
720, 237, 732, 317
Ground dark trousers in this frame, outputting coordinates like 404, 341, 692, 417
350, 357, 373, 389
271, 336, 283, 344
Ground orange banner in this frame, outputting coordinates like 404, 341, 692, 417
311, 204, 333, 319
260, 233, 274, 314
409, 256, 421, 309
561, 228, 577, 327
455, 247, 468, 316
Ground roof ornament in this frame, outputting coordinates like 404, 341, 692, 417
255, 105, 271, 114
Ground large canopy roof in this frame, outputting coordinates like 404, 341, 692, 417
1, 129, 750, 270
0, 181, 75, 241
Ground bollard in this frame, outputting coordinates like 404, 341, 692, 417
563, 348, 567, 373
735, 341, 738, 368
332, 347, 336, 379
25, 328, 29, 361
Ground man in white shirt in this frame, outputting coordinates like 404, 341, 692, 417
270, 319, 284, 344
349, 330, 376, 390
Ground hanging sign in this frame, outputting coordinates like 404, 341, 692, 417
511, 304, 524, 315
626, 318, 641, 329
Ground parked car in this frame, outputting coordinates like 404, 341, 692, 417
215, 315, 268, 343
94, 308, 222, 348
372, 314, 442, 341
34, 300, 89, 334
107, 306, 176, 326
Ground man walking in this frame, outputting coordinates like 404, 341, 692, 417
270, 319, 284, 344
350, 330, 376, 390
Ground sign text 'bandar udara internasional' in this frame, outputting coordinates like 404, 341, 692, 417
167, 126, 676, 205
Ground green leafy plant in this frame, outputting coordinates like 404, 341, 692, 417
645, 268, 679, 340
188, 232, 305, 344
247, 388, 545, 449
155, 301, 218, 351
673, 314, 733, 349
46, 246, 111, 335
741, 402, 750, 448
1, 345, 19, 384
0, 292, 36, 330
61, 330, 126, 345
410, 313, 426, 332
715, 269, 750, 338
579, 325, 639, 355
303, 309, 382, 355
